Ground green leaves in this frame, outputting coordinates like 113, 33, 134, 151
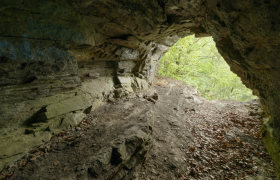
159, 35, 257, 101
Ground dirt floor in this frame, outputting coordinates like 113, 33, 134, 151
0, 76, 276, 180
139, 77, 276, 180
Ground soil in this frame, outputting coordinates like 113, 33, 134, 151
0, 76, 276, 180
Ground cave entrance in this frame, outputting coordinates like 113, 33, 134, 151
159, 35, 257, 101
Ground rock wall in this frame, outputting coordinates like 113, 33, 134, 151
204, 0, 280, 177
1, 0, 280, 177
0, 0, 167, 170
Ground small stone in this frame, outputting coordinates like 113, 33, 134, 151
34, 151, 44, 156
225, 132, 236, 140
30, 156, 38, 161
252, 166, 258, 172
88, 73, 99, 79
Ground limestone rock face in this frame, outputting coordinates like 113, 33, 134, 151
204, 1, 280, 177
1, 0, 280, 177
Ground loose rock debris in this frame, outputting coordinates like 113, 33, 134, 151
0, 77, 277, 180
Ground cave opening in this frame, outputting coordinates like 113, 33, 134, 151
152, 35, 276, 179
159, 35, 257, 102
1, 0, 280, 178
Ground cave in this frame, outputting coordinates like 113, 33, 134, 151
0, 0, 280, 179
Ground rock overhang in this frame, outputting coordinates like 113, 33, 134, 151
0, 0, 280, 178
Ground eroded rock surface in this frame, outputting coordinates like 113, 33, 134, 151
0, 77, 276, 180
1, 0, 280, 177
204, 1, 280, 176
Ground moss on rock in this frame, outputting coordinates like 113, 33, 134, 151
261, 117, 280, 179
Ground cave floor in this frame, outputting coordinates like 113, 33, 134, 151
0, 77, 277, 180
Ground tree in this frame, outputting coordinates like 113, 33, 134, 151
159, 35, 257, 101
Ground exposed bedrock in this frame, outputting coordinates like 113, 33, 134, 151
0, 0, 280, 177
204, 1, 280, 177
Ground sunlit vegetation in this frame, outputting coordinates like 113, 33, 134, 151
159, 35, 257, 101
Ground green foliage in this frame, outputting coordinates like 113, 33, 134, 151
159, 35, 257, 101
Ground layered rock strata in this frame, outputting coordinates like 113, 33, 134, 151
0, 0, 280, 177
